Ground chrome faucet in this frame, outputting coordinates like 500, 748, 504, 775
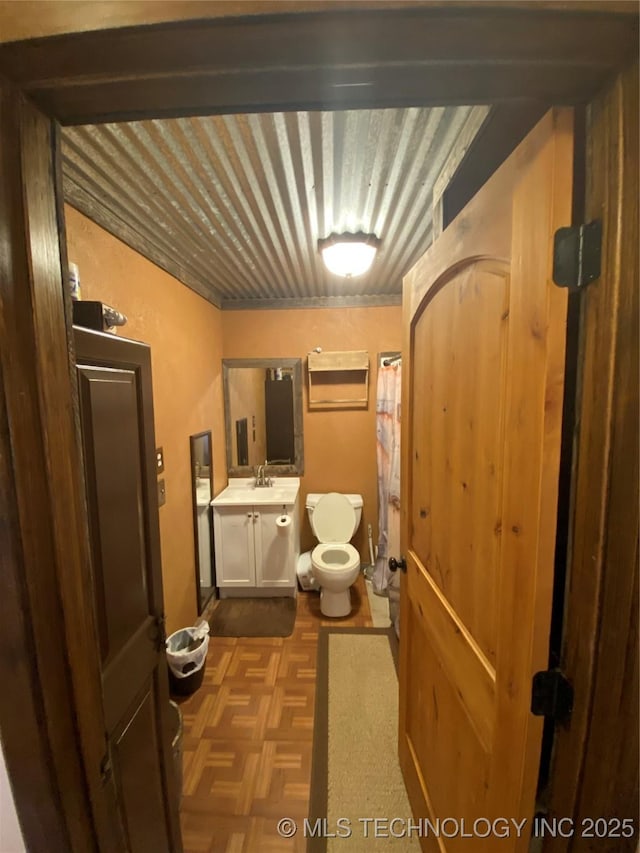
255, 462, 273, 488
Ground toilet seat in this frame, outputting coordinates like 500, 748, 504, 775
311, 542, 359, 572
312, 493, 356, 543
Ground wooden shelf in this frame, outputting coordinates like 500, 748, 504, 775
307, 350, 369, 408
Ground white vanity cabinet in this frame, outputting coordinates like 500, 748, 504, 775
212, 479, 300, 597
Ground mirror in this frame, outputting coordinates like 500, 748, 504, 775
223, 358, 304, 476
190, 431, 215, 612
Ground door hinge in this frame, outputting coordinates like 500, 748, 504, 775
553, 220, 602, 289
100, 752, 113, 785
531, 669, 574, 724
155, 613, 167, 652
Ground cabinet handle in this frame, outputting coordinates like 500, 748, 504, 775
247, 512, 252, 518
253, 513, 259, 520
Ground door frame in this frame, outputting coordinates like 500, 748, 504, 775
0, 7, 637, 850
543, 62, 638, 851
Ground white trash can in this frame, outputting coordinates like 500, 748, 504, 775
166, 620, 210, 696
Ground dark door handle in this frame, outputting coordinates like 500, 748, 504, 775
389, 556, 407, 573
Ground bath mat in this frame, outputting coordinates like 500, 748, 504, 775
308, 627, 418, 852
208, 596, 296, 637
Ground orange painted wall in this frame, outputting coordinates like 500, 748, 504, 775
65, 205, 226, 635
64, 203, 401, 609
222, 306, 402, 559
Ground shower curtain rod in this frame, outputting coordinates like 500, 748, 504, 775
381, 353, 402, 367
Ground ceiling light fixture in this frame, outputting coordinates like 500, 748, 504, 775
318, 232, 381, 278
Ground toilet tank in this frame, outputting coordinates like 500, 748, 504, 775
306, 493, 363, 539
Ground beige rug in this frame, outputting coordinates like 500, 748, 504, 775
309, 628, 420, 852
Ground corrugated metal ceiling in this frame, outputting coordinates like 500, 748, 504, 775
62, 105, 488, 309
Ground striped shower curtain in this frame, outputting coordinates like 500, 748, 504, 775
372, 361, 402, 603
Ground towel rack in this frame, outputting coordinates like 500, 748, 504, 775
380, 351, 402, 367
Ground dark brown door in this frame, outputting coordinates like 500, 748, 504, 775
75, 326, 182, 852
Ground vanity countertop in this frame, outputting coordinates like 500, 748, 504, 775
211, 477, 300, 507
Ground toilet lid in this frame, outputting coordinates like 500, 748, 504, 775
313, 492, 356, 543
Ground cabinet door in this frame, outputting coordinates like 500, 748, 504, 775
215, 507, 256, 587
255, 507, 293, 588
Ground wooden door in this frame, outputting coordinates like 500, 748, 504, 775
75, 326, 182, 852
399, 109, 573, 852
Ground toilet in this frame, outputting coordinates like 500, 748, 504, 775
306, 492, 362, 617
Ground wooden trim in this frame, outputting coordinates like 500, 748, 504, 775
190, 430, 215, 614
398, 473, 440, 853
432, 105, 491, 207
544, 60, 639, 851
307, 350, 368, 372
442, 101, 549, 227
221, 294, 402, 310
0, 81, 110, 851
0, 8, 636, 853
0, 8, 636, 124
0, 3, 637, 46
431, 104, 491, 242
52, 118, 121, 853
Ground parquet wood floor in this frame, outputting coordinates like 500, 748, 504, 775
178, 575, 373, 853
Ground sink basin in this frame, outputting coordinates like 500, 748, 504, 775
212, 477, 300, 507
